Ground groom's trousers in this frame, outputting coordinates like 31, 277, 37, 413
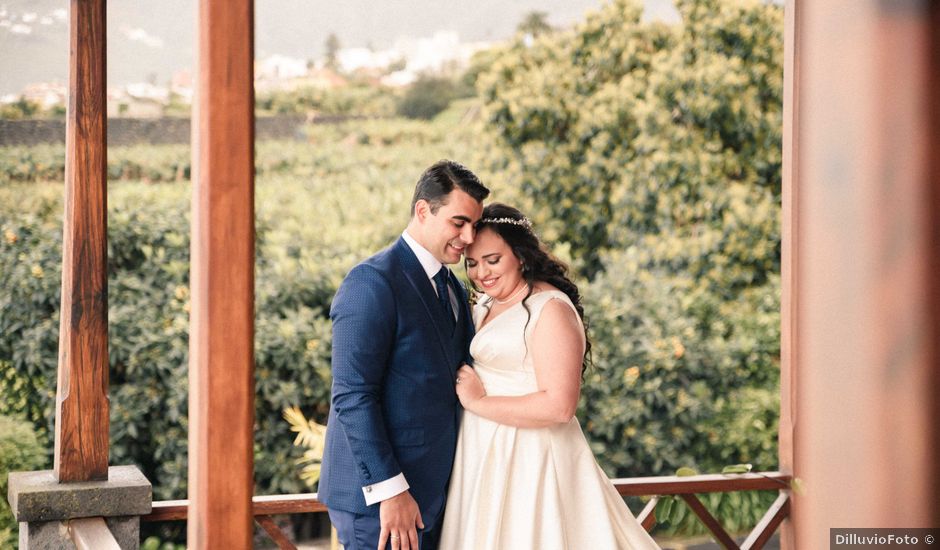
328, 507, 443, 550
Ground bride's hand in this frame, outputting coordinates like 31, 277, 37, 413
455, 365, 485, 407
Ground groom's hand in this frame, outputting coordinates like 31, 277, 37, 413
378, 490, 424, 550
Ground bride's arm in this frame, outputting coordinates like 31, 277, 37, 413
456, 299, 584, 428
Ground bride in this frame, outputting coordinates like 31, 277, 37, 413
439, 203, 659, 549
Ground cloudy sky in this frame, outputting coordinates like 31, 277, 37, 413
0, 0, 680, 96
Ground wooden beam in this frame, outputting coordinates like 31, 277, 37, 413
188, 0, 255, 548
69, 517, 121, 550
144, 474, 789, 523
612, 472, 790, 496
144, 494, 328, 522
679, 494, 739, 549
741, 492, 790, 550
54, 0, 109, 483
256, 515, 298, 550
637, 496, 658, 532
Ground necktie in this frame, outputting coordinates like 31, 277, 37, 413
433, 267, 455, 327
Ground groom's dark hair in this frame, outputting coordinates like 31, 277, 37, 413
411, 160, 490, 215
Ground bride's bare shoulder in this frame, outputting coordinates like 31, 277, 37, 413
530, 281, 562, 295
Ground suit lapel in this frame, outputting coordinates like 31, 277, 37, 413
394, 238, 457, 365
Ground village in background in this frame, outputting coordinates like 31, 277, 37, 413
0, 13, 552, 121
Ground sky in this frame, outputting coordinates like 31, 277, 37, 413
0, 0, 681, 96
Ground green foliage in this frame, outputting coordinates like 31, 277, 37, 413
581, 250, 780, 478
456, 48, 504, 99
255, 85, 397, 117
474, 0, 784, 534
0, 144, 69, 184
477, 0, 782, 280
0, 116, 465, 185
654, 490, 779, 536
0, 201, 62, 448
397, 76, 457, 120
0, 111, 477, 507
0, 183, 338, 501
141, 536, 186, 550
0, 415, 47, 548
0, 4, 787, 535
0, 97, 43, 120
0, 143, 192, 185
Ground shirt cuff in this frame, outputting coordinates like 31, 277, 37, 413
362, 473, 410, 506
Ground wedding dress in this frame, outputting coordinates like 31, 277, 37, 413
439, 290, 659, 549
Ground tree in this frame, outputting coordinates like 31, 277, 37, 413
475, 0, 784, 481
479, 0, 782, 283
397, 75, 456, 120
517, 10, 553, 37
0, 96, 41, 120
325, 33, 341, 70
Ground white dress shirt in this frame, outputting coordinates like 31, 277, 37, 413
402, 230, 459, 315
402, 229, 444, 283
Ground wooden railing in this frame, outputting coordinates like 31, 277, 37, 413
69, 517, 122, 550
615, 472, 792, 549
143, 471, 791, 550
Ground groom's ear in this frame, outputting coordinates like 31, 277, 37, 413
414, 199, 431, 222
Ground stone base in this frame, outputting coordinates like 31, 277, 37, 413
19, 516, 139, 550
7, 465, 151, 550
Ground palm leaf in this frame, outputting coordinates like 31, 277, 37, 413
283, 406, 327, 487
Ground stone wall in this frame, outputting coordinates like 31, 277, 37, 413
0, 115, 327, 146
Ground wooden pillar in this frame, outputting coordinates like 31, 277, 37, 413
929, 0, 940, 529
793, 0, 939, 546
187, 0, 256, 548
778, 1, 799, 547
54, 0, 109, 483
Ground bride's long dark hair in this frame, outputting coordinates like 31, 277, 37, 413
468, 203, 592, 374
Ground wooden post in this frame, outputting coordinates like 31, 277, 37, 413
794, 0, 939, 546
778, 1, 799, 548
188, 0, 256, 548
929, 0, 940, 530
54, 0, 109, 483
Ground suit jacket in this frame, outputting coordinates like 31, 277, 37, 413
318, 237, 474, 525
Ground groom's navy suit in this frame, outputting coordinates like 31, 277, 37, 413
319, 237, 473, 547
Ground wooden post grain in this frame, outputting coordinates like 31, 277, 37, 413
187, 0, 256, 548
54, 0, 109, 483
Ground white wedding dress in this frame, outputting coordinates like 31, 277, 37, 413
439, 290, 659, 549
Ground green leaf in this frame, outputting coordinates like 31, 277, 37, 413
790, 477, 806, 496
721, 463, 753, 474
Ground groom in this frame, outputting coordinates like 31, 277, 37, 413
318, 160, 489, 550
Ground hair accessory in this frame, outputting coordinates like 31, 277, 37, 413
481, 216, 532, 229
